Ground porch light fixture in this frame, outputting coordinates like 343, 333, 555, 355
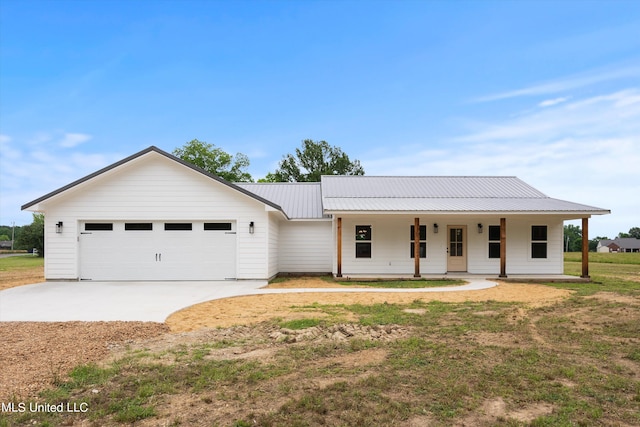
477, 223, 483, 233
249, 221, 255, 234
433, 223, 439, 233
56, 221, 63, 233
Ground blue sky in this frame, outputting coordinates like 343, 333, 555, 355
1, 0, 638, 238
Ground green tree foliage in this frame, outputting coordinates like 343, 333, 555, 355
173, 139, 252, 182
268, 139, 364, 182
0, 234, 10, 241
563, 224, 583, 252
627, 227, 640, 239
15, 213, 44, 256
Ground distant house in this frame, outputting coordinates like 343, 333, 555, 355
597, 238, 640, 253
0, 241, 13, 250
22, 146, 610, 281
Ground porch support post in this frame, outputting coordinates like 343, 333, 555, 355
336, 217, 343, 278
414, 217, 421, 278
499, 217, 507, 278
581, 217, 590, 278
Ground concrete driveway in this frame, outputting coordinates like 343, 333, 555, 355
0, 280, 267, 322
0, 279, 497, 322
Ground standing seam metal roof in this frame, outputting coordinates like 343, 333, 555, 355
319, 176, 610, 214
236, 182, 327, 219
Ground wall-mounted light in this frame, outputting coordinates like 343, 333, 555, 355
433, 223, 439, 234
56, 221, 63, 233
249, 221, 255, 234
477, 223, 483, 233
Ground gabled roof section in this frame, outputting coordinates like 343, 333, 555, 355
321, 176, 610, 215
603, 237, 640, 249
236, 182, 327, 219
21, 146, 287, 218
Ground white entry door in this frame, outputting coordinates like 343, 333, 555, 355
447, 225, 467, 272
79, 221, 236, 281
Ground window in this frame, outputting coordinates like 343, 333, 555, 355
125, 223, 153, 231
531, 225, 548, 258
164, 223, 192, 231
410, 225, 426, 258
84, 223, 113, 231
204, 223, 233, 231
488, 225, 500, 258
355, 225, 372, 258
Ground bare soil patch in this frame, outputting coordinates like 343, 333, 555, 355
0, 265, 44, 290
0, 322, 167, 401
167, 281, 573, 331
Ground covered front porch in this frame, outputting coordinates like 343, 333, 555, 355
333, 214, 592, 280
334, 272, 590, 283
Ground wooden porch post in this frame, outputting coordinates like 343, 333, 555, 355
581, 217, 589, 278
414, 217, 421, 278
337, 217, 342, 277
499, 217, 507, 278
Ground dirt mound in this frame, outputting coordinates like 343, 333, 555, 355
269, 323, 410, 343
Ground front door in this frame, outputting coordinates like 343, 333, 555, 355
447, 226, 467, 272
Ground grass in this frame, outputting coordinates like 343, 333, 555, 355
1, 253, 638, 426
336, 278, 465, 288
0, 255, 43, 271
271, 275, 465, 288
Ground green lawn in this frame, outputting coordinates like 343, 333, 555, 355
2, 253, 639, 426
0, 255, 44, 271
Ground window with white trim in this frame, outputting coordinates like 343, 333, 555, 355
410, 225, 426, 258
531, 225, 548, 258
355, 225, 372, 258
488, 225, 500, 258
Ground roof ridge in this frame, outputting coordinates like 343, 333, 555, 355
320, 175, 519, 178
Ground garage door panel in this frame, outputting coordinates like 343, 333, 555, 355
79, 221, 236, 281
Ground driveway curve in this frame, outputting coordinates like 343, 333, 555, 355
0, 279, 497, 322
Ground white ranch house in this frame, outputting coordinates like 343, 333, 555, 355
23, 146, 609, 281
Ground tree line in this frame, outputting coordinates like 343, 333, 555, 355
172, 138, 364, 182
564, 225, 640, 252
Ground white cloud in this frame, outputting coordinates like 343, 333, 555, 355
59, 133, 92, 148
363, 88, 640, 238
0, 133, 121, 226
473, 64, 640, 103
538, 97, 569, 108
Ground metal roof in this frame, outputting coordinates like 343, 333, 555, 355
320, 176, 610, 215
236, 182, 326, 219
21, 147, 610, 219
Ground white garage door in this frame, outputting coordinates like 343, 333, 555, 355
79, 221, 236, 281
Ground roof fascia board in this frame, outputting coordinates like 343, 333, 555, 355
324, 210, 608, 216
21, 146, 289, 219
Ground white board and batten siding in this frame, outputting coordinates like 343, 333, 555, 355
334, 215, 565, 276
41, 153, 275, 280
279, 221, 333, 273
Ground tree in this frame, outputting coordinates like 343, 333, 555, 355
15, 213, 44, 256
268, 139, 364, 182
628, 227, 640, 239
563, 224, 583, 252
173, 139, 252, 182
